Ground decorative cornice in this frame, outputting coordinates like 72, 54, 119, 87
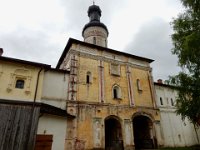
66, 100, 159, 110
56, 38, 154, 68
68, 49, 151, 71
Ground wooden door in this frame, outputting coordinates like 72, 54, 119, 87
34, 135, 53, 150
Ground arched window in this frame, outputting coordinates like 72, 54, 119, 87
113, 88, 117, 98
86, 71, 92, 84
160, 97, 163, 105
15, 79, 25, 89
112, 85, 121, 99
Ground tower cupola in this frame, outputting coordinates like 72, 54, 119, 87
82, 4, 109, 47
88, 5, 101, 22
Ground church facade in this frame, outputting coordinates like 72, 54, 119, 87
56, 5, 162, 150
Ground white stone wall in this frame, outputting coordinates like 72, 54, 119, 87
41, 70, 69, 109
38, 70, 70, 150
155, 84, 200, 147
37, 114, 67, 150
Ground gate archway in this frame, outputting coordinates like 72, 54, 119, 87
133, 115, 154, 149
105, 116, 123, 150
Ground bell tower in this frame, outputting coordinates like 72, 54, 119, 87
82, 4, 109, 47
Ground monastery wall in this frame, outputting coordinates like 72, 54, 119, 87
0, 60, 44, 101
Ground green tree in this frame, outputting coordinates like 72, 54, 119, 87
170, 0, 200, 125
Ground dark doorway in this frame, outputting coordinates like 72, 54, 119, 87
105, 117, 123, 150
133, 116, 154, 149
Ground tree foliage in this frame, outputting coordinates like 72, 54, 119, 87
170, 0, 200, 125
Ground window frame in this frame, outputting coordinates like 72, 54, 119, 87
112, 85, 122, 100
136, 79, 142, 91
15, 79, 25, 89
86, 71, 92, 84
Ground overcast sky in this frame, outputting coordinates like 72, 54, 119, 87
0, 0, 183, 81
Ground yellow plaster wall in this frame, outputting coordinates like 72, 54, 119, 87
77, 116, 94, 148
77, 56, 99, 102
76, 56, 154, 107
67, 44, 159, 149
103, 62, 129, 105
0, 60, 44, 101
131, 68, 154, 107
74, 104, 160, 149
67, 52, 160, 149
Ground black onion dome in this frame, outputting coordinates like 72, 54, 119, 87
88, 5, 101, 17
82, 5, 109, 36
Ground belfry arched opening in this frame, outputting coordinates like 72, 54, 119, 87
105, 116, 123, 150
133, 115, 155, 149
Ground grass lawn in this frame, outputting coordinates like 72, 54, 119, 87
161, 146, 200, 150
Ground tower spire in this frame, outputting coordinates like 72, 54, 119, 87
82, 4, 109, 47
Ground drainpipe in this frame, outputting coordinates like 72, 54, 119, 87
31, 67, 43, 150
148, 70, 157, 109
33, 68, 43, 105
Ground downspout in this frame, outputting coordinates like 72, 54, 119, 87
148, 70, 157, 109
33, 68, 43, 105
30, 67, 43, 150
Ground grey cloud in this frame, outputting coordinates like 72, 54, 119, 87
0, 0, 126, 68
124, 18, 180, 81
0, 1, 181, 80
0, 29, 63, 67
60, 0, 126, 39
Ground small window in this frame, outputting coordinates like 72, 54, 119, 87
15, 79, 25, 89
113, 85, 121, 99
160, 97, 163, 105
86, 71, 92, 84
178, 134, 182, 142
93, 37, 96, 45
137, 79, 142, 91
105, 39, 107, 47
171, 98, 174, 106
86, 75, 90, 84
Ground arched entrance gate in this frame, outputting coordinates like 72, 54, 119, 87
105, 116, 124, 150
133, 115, 156, 149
